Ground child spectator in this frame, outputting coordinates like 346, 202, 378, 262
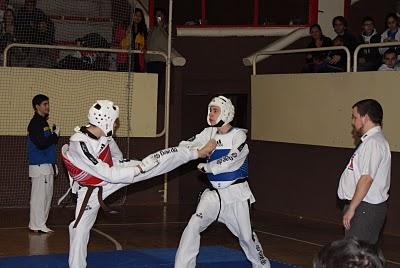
379, 13, 400, 55
357, 16, 381, 71
327, 35, 347, 72
378, 48, 399, 71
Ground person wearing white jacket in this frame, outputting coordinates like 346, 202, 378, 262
379, 13, 400, 56
174, 96, 270, 268
62, 100, 216, 268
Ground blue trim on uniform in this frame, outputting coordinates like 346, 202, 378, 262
207, 149, 248, 182
209, 149, 230, 161
27, 134, 57, 165
27, 113, 57, 165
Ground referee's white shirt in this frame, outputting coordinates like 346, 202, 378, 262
338, 126, 391, 204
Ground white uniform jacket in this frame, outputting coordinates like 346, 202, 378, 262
180, 127, 254, 203
62, 127, 142, 189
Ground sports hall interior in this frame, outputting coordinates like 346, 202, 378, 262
0, 0, 399, 267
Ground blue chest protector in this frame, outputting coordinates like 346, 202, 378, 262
206, 129, 248, 183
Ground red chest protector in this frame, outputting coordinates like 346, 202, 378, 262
62, 144, 113, 186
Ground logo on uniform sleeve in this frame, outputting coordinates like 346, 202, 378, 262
256, 244, 268, 265
237, 142, 246, 152
153, 147, 178, 159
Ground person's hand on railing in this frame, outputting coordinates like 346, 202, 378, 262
329, 55, 341, 65
383, 38, 399, 43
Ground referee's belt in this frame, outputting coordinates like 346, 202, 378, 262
343, 199, 387, 206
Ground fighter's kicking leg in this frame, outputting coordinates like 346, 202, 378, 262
131, 140, 217, 184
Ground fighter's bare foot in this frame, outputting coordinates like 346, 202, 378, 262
197, 139, 217, 158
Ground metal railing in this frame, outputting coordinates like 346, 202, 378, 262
252, 46, 351, 75
3, 43, 167, 69
353, 41, 400, 72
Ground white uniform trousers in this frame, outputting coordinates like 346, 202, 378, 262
69, 146, 197, 268
29, 174, 54, 231
175, 187, 270, 268
69, 183, 125, 268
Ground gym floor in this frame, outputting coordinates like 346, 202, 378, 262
0, 205, 399, 268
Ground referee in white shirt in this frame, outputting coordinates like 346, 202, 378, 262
338, 99, 391, 245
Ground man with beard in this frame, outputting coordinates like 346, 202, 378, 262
338, 99, 391, 244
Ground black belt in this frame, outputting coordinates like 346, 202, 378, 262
343, 200, 387, 206
232, 178, 247, 185
73, 185, 117, 228
206, 178, 248, 223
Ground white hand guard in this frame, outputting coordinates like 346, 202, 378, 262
138, 155, 159, 173
197, 163, 211, 173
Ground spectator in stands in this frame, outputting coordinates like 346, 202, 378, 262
152, 7, 168, 32
0, 0, 6, 23
0, 8, 16, 52
378, 48, 399, 71
15, 0, 49, 43
115, 8, 148, 72
313, 237, 385, 268
379, 13, 400, 56
0, 8, 25, 66
146, 7, 168, 102
58, 33, 110, 71
0, 0, 13, 32
328, 35, 347, 71
357, 16, 381, 71
15, 0, 55, 67
332, 16, 358, 54
302, 24, 333, 73
34, 13, 54, 45
303, 35, 346, 73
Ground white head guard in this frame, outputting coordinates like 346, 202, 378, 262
88, 100, 119, 136
207, 96, 235, 127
